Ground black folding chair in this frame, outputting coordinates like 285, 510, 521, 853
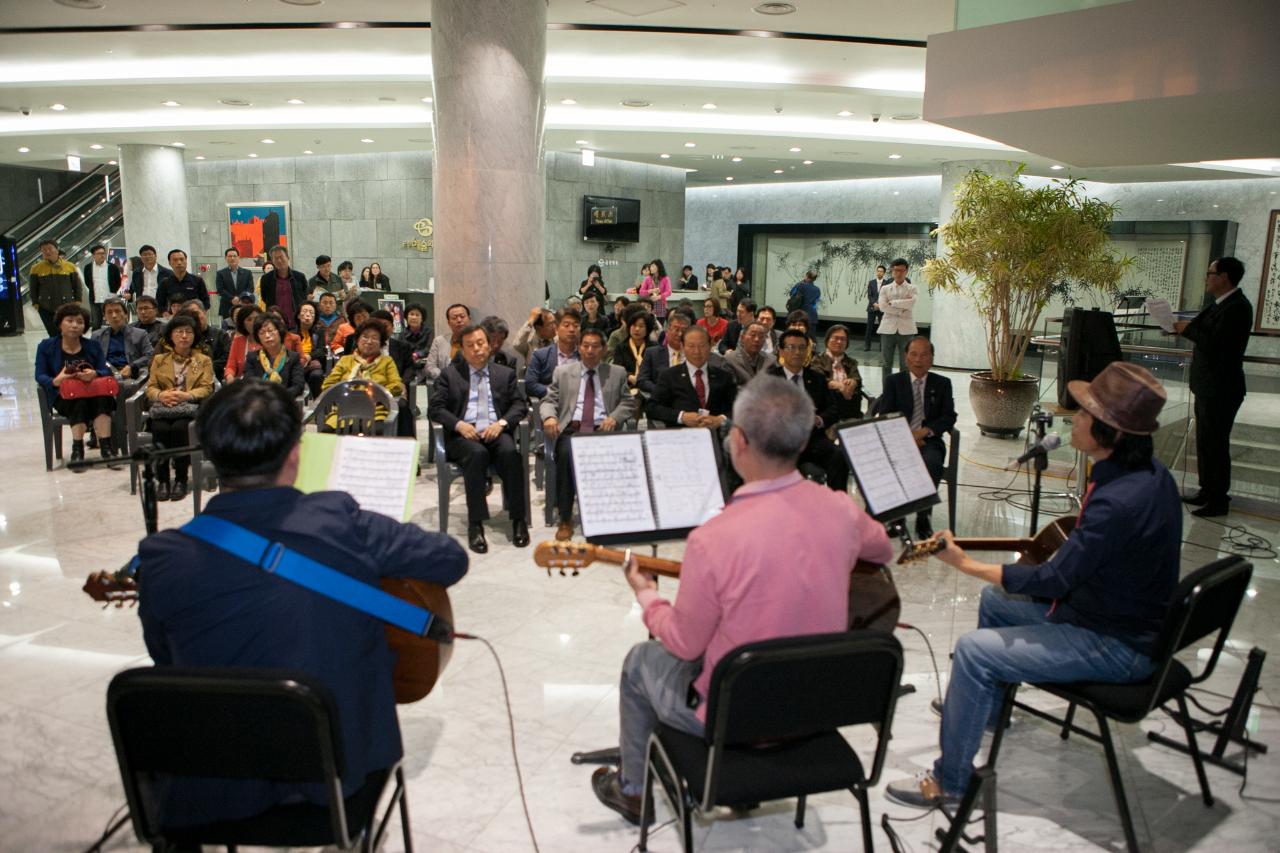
304, 379, 400, 436
36, 384, 70, 470
641, 631, 903, 852
107, 666, 413, 852
431, 420, 531, 533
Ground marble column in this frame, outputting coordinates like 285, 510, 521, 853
930, 159, 1018, 371
118, 144, 192, 260
431, 0, 546, 330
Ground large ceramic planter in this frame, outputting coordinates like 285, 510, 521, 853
969, 372, 1040, 438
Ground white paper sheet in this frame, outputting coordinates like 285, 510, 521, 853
1145, 297, 1177, 333
328, 436, 418, 520
839, 417, 937, 516
642, 428, 726, 529
571, 433, 658, 538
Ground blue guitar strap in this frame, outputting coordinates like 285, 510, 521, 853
180, 514, 441, 638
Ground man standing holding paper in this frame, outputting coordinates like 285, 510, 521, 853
590, 375, 893, 825
1173, 257, 1252, 518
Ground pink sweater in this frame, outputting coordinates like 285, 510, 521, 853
638, 471, 893, 720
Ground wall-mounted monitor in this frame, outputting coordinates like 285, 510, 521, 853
582, 195, 640, 244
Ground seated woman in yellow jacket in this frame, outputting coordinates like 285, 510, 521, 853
145, 314, 216, 501
319, 319, 404, 431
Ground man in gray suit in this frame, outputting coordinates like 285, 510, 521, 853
92, 297, 154, 451
540, 327, 639, 540
723, 321, 768, 386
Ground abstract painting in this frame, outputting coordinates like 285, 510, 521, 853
227, 202, 290, 266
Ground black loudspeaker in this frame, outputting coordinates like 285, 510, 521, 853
0, 238, 23, 337
1057, 307, 1122, 409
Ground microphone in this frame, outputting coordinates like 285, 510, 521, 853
1015, 433, 1061, 464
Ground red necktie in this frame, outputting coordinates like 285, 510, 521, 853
581, 368, 596, 432
694, 368, 706, 409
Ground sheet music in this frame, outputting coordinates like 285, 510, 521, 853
571, 433, 657, 537
1145, 297, 1176, 333
876, 419, 941, 504
839, 416, 938, 517
328, 436, 418, 521
642, 428, 725, 529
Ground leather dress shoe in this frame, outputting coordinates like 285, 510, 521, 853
511, 520, 530, 547
170, 480, 189, 502
591, 767, 651, 826
155, 481, 171, 501
556, 521, 574, 541
1181, 491, 1210, 506
915, 516, 934, 540
1191, 503, 1230, 518
467, 523, 488, 554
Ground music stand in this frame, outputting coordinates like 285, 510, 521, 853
835, 414, 940, 543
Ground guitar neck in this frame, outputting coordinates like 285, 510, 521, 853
590, 546, 683, 579
952, 537, 1035, 553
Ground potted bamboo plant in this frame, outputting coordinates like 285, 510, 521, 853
924, 166, 1131, 436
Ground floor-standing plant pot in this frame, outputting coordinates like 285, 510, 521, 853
970, 372, 1040, 438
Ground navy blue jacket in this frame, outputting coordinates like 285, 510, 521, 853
1001, 458, 1181, 656
525, 342, 576, 398
34, 335, 110, 395
156, 272, 210, 310
137, 487, 467, 826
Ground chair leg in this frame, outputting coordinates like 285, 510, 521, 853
1093, 712, 1140, 853
1060, 702, 1077, 741
851, 786, 874, 852
398, 766, 415, 852
794, 794, 806, 829
54, 427, 64, 466
44, 428, 54, 471
437, 472, 450, 534
639, 763, 654, 852
1176, 694, 1214, 807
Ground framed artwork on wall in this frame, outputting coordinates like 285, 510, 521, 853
1256, 210, 1280, 334
227, 202, 290, 268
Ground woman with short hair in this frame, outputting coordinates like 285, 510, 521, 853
145, 314, 215, 500
34, 302, 120, 467
813, 324, 863, 421
252, 313, 307, 398
223, 304, 263, 383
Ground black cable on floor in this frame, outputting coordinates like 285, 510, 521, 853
898, 621, 944, 708
1180, 512, 1276, 560
80, 803, 130, 853
629, 818, 676, 853
454, 632, 541, 853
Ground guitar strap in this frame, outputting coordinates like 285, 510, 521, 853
180, 514, 448, 639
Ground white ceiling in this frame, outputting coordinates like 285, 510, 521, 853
0, 0, 1270, 186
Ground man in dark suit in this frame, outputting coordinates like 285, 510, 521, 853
647, 326, 736, 429
540, 328, 640, 540
1174, 256, 1253, 517
215, 247, 254, 322
866, 264, 886, 351
259, 245, 310, 331
83, 243, 122, 329
874, 335, 957, 538
126, 244, 170, 302
428, 324, 530, 553
637, 310, 692, 397
717, 298, 756, 354
766, 328, 848, 491
155, 249, 210, 310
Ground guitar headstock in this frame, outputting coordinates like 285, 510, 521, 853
532, 541, 599, 576
897, 537, 945, 566
82, 571, 139, 607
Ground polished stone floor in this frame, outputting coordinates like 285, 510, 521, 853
2, 324, 1278, 853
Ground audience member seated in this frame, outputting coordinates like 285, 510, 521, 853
887, 362, 1178, 810
579, 291, 613, 338
722, 320, 768, 386
425, 303, 472, 381
609, 305, 654, 395
35, 303, 121, 466
176, 300, 231, 379
249, 313, 306, 398
479, 315, 522, 374
872, 336, 956, 538
756, 304, 780, 355
144, 315, 216, 501
320, 320, 404, 432
314, 291, 345, 343
370, 309, 417, 438
93, 297, 152, 386
136, 379, 467, 829
526, 308, 582, 399
308, 253, 342, 296
716, 298, 756, 354
264, 307, 302, 353
590, 374, 894, 824
259, 245, 309, 331
427, 324, 529, 554
296, 300, 330, 399
223, 305, 263, 383
132, 295, 166, 347
540, 328, 639, 540
813, 323, 863, 422
646, 326, 736, 430
636, 309, 692, 397
514, 307, 556, 367
398, 302, 433, 378
781, 309, 815, 365
696, 297, 729, 346
766, 329, 848, 491
338, 301, 374, 355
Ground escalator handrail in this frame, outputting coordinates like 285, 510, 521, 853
2, 164, 117, 243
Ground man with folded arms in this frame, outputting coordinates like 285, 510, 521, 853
887, 362, 1180, 809
541, 328, 638, 540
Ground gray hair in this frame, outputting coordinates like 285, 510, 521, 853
731, 374, 815, 462
480, 315, 510, 338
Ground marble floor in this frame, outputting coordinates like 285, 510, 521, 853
2, 325, 1279, 853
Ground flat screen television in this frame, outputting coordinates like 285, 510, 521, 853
582, 195, 641, 244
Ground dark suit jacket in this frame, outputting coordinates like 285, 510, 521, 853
647, 362, 736, 428
259, 269, 310, 316
156, 273, 211, 310
764, 364, 841, 430
718, 319, 744, 354
83, 262, 122, 302
867, 279, 883, 311
526, 343, 576, 398
130, 263, 172, 297
1182, 288, 1252, 400
873, 370, 957, 449
427, 360, 527, 436
216, 266, 255, 317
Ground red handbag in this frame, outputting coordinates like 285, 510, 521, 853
59, 375, 120, 400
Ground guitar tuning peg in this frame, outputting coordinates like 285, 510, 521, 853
571, 568, 580, 577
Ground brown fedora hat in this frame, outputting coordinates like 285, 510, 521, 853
1068, 362, 1166, 435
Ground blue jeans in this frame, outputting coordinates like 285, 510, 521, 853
618, 641, 704, 795
934, 585, 1154, 795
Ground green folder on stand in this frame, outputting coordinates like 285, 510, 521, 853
294, 432, 420, 522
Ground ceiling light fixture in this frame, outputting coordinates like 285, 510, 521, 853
789, 147, 801, 152
107, 159, 116, 165
1050, 164, 1064, 170
172, 142, 185, 147
659, 153, 670, 159
773, 169, 784, 174
287, 98, 305, 105
17, 147, 30, 153
160, 100, 180, 107
837, 110, 853, 117
260, 139, 275, 144
360, 138, 374, 143
730, 156, 743, 162
421, 97, 432, 103
891, 113, 921, 121
50, 103, 67, 111
725, 177, 734, 181
247, 153, 258, 158
55, 0, 106, 9
278, 0, 325, 6
888, 153, 902, 159
702, 103, 717, 110
303, 149, 314, 154
219, 98, 251, 107
575, 139, 590, 145
684, 142, 696, 148
560, 98, 577, 105
89, 143, 103, 150
195, 155, 206, 160
802, 160, 813, 165
753, 2, 797, 14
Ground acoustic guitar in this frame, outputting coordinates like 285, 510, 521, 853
82, 565, 453, 704
897, 515, 1078, 566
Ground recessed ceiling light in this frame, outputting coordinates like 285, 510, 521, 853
1049, 164, 1064, 170
560, 98, 577, 105
377, 96, 396, 102
773, 169, 784, 174
172, 142, 185, 147
219, 98, 252, 107
686, 169, 697, 173
50, 103, 67, 111
731, 156, 743, 162
421, 97, 432, 103
575, 139, 590, 145
287, 98, 305, 105
278, 0, 325, 6
837, 110, 853, 117
260, 139, 275, 144
659, 153, 670, 159
195, 155, 206, 160
725, 177, 734, 181
55, 0, 106, 9
888, 153, 902, 159
893, 191, 900, 195
702, 103, 717, 110
247, 153, 258, 158
789, 147, 801, 152
89, 143, 103, 150
891, 113, 921, 121
17, 147, 29, 153
107, 159, 116, 165
303, 149, 314, 154
754, 2, 797, 14
360, 138, 374, 143
802, 160, 813, 165
684, 142, 696, 148
622, 99, 652, 108
160, 100, 180, 108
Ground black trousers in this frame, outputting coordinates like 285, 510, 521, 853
445, 430, 526, 524
1194, 392, 1242, 503
38, 307, 58, 337
864, 309, 882, 349
801, 430, 849, 492
149, 416, 193, 481
554, 426, 582, 523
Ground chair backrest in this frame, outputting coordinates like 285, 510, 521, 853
311, 379, 395, 434
1150, 555, 1253, 683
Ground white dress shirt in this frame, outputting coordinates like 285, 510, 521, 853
90, 261, 110, 303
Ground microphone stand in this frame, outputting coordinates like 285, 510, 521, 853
1027, 409, 1053, 535
68, 444, 201, 535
